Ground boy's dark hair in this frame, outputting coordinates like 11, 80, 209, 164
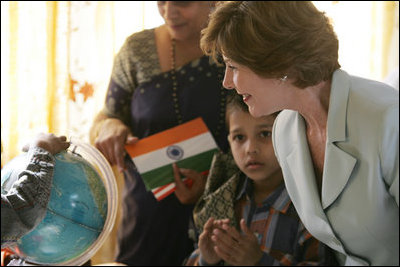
225, 91, 248, 129
225, 91, 280, 129
226, 90, 249, 113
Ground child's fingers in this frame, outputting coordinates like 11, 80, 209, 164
212, 227, 239, 252
219, 218, 231, 224
214, 245, 233, 263
172, 163, 186, 190
178, 168, 198, 178
221, 223, 242, 242
213, 218, 230, 229
239, 218, 254, 237
203, 217, 215, 232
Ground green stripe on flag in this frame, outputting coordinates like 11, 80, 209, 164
140, 149, 218, 191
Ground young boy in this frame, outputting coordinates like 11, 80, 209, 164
1, 133, 70, 249
185, 92, 337, 265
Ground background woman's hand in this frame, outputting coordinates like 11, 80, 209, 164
23, 133, 70, 155
94, 118, 138, 172
172, 163, 206, 204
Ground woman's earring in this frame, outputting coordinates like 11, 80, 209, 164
280, 75, 288, 82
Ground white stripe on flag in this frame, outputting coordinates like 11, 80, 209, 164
152, 183, 176, 201
133, 132, 217, 173
152, 177, 191, 201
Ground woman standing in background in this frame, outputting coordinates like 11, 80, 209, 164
90, 1, 229, 265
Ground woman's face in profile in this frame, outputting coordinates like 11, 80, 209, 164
222, 56, 290, 118
157, 1, 213, 41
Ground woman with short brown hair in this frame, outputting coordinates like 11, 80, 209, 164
201, 1, 399, 265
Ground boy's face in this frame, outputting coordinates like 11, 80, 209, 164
228, 108, 281, 183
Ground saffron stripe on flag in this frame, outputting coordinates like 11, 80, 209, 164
133, 132, 217, 174
141, 149, 217, 191
125, 117, 209, 157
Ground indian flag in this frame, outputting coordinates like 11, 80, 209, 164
126, 117, 218, 200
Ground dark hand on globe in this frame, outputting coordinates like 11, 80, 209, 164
22, 133, 70, 155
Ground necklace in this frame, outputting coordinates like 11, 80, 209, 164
170, 38, 227, 137
170, 38, 183, 124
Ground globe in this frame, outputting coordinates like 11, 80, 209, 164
1, 138, 117, 266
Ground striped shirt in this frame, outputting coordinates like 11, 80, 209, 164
186, 177, 337, 266
1, 147, 55, 249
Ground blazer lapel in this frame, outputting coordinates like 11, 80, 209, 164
284, 113, 346, 254
321, 143, 356, 209
322, 70, 357, 210
279, 70, 367, 264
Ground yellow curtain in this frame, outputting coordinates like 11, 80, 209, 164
313, 1, 399, 81
2, 1, 398, 167
1, 2, 164, 264
372, 1, 399, 80
1, 1, 163, 166
1, 2, 398, 165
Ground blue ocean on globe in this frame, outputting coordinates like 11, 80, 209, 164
1, 150, 108, 265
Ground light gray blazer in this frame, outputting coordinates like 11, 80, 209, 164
272, 69, 399, 266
